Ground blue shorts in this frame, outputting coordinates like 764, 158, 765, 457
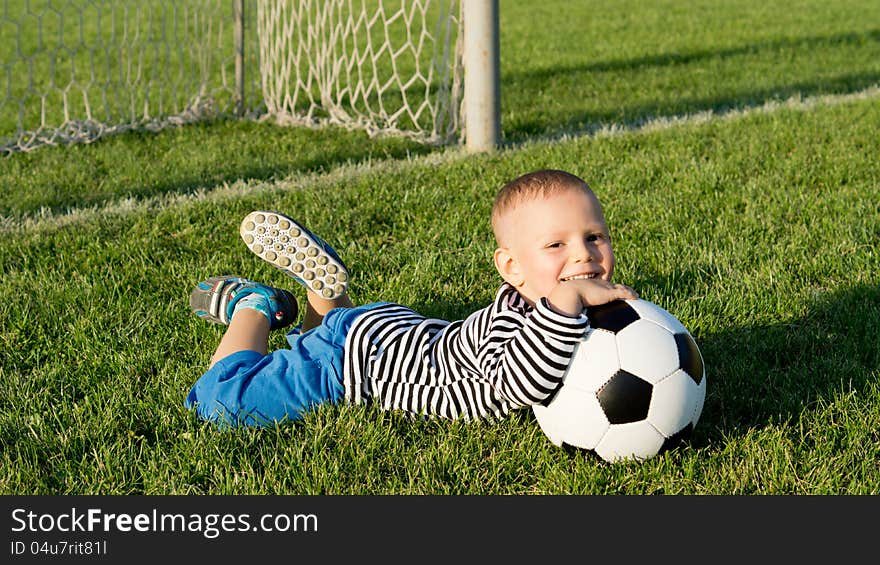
186, 302, 389, 427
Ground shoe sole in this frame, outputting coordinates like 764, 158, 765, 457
240, 211, 349, 299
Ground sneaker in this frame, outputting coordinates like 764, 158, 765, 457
189, 275, 298, 330
239, 211, 350, 299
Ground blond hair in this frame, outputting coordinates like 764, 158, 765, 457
491, 169, 595, 242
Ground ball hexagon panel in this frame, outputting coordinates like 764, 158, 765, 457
563, 329, 620, 393
585, 300, 640, 333
596, 370, 653, 424
616, 319, 680, 384
648, 369, 702, 437
594, 420, 666, 462
532, 384, 609, 450
627, 299, 687, 334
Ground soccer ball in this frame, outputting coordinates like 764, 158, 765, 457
532, 299, 706, 463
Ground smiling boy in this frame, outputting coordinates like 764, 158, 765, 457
185, 169, 637, 426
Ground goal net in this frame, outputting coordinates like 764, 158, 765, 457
258, 0, 463, 144
0, 0, 262, 154
0, 0, 464, 154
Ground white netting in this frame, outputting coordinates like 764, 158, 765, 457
0, 0, 263, 154
0, 0, 463, 154
257, 0, 462, 144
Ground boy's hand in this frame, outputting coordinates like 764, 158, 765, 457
546, 278, 638, 317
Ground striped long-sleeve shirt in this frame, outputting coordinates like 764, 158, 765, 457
342, 283, 589, 420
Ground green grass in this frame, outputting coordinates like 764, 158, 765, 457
501, 0, 880, 140
2, 97, 878, 494
0, 121, 430, 216
1, 0, 879, 494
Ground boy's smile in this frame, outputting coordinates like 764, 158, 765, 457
494, 188, 616, 306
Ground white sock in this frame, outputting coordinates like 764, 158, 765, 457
232, 293, 272, 325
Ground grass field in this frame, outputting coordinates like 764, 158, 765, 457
1, 0, 879, 494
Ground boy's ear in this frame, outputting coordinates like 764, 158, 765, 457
494, 247, 524, 287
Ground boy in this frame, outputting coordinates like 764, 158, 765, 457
186, 169, 637, 426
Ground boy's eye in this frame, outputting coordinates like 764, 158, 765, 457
586, 233, 606, 243
545, 242, 563, 249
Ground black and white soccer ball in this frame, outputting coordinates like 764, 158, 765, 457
533, 299, 706, 463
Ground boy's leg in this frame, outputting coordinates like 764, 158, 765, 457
239, 211, 354, 331
187, 276, 347, 427
210, 308, 269, 367
303, 293, 354, 332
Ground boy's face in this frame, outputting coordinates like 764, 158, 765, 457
494, 188, 616, 306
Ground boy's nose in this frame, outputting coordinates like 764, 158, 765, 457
572, 243, 593, 263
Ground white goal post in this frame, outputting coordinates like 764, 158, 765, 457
461, 0, 500, 152
0, 0, 499, 154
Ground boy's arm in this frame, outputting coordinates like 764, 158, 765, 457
479, 298, 589, 408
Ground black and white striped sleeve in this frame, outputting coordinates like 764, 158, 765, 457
478, 294, 589, 408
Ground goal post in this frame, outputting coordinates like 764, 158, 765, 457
462, 0, 500, 152
0, 0, 499, 154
